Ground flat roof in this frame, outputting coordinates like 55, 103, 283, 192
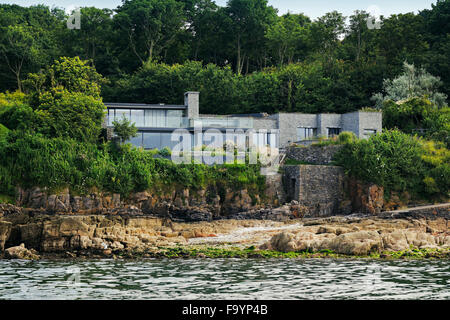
105, 103, 186, 110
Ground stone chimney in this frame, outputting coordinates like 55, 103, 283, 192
184, 92, 199, 119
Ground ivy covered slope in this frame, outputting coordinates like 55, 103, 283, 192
0, 57, 266, 201
334, 130, 450, 203
0, 134, 265, 199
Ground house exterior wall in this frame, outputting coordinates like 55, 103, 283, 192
284, 165, 346, 217
341, 112, 360, 136
342, 111, 382, 138
185, 92, 199, 119
357, 112, 383, 138
317, 114, 342, 137
105, 92, 382, 150
277, 113, 318, 147
252, 118, 277, 130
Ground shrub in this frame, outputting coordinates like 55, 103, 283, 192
0, 124, 9, 140
337, 131, 356, 144
112, 115, 138, 143
334, 130, 449, 201
0, 132, 266, 199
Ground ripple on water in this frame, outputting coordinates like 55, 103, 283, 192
0, 259, 449, 300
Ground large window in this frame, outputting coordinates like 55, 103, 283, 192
128, 132, 143, 147
297, 127, 316, 141
166, 110, 184, 127
115, 109, 130, 122
143, 132, 161, 149
107, 109, 115, 126
364, 129, 377, 137
141, 132, 186, 150
327, 128, 341, 137
145, 109, 167, 127
108, 108, 185, 128
130, 109, 145, 127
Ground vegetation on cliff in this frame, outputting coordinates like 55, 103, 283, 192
0, 131, 266, 199
0, 58, 266, 200
334, 130, 450, 201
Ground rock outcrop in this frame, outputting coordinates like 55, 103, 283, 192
1, 200, 448, 258
348, 179, 384, 214
0, 220, 12, 251
0, 208, 297, 255
14, 186, 279, 218
262, 216, 449, 255
5, 243, 40, 260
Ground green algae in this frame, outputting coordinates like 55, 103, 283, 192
128, 246, 450, 260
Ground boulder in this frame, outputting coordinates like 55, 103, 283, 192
5, 243, 40, 260
269, 232, 297, 252
324, 231, 383, 255
381, 230, 410, 252
0, 220, 12, 251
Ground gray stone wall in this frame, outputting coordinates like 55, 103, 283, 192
286, 145, 343, 165
253, 118, 277, 130
264, 173, 287, 206
185, 92, 199, 119
277, 113, 318, 148
283, 165, 346, 217
317, 114, 342, 137
342, 111, 382, 139
358, 111, 383, 138
341, 112, 359, 137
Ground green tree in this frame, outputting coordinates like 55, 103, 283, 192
35, 88, 106, 143
62, 7, 117, 76
112, 115, 138, 143
383, 97, 450, 147
225, 0, 277, 74
0, 90, 43, 133
309, 11, 345, 63
0, 5, 64, 92
372, 62, 448, 109
0, 24, 44, 91
24, 56, 106, 98
113, 0, 185, 67
421, 1, 450, 99
334, 130, 449, 200
374, 13, 428, 71
265, 13, 311, 66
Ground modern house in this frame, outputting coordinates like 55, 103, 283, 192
104, 92, 382, 150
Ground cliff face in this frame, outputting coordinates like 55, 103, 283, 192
1, 204, 448, 259
348, 179, 385, 214
0, 220, 11, 251
14, 183, 284, 219
0, 204, 298, 255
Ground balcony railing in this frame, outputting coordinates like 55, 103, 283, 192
190, 117, 253, 128
107, 115, 254, 129
108, 115, 190, 128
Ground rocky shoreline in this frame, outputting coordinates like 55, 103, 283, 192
1, 202, 449, 261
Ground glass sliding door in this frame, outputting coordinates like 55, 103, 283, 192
143, 132, 161, 150
297, 127, 316, 141
115, 109, 130, 122
145, 109, 167, 127
128, 132, 143, 147
130, 109, 145, 127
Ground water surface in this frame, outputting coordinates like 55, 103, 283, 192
0, 259, 448, 300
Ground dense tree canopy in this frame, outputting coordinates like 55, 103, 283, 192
0, 57, 106, 144
0, 0, 448, 115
